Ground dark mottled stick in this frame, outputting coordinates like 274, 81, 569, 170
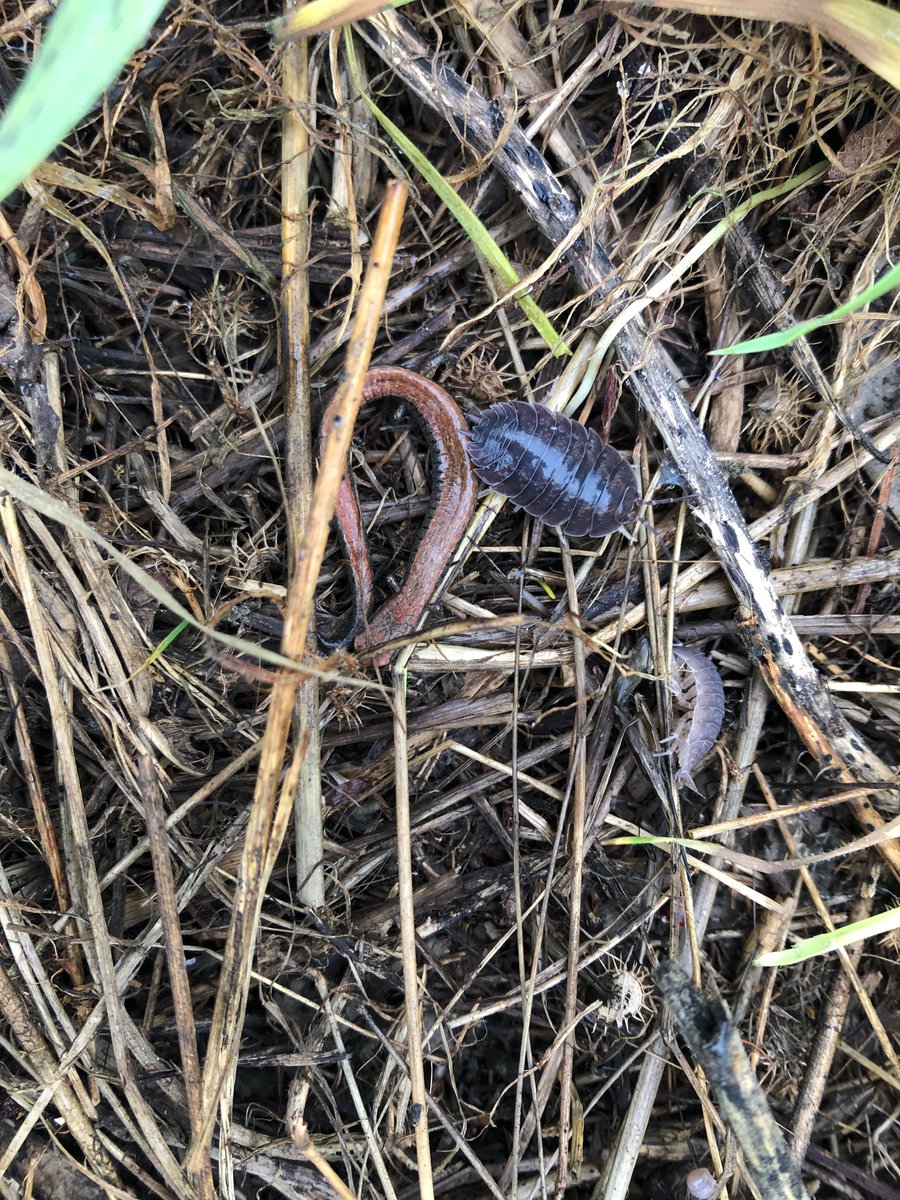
657, 961, 811, 1200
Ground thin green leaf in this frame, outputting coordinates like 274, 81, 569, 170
822, 0, 900, 93
144, 619, 189, 668
755, 905, 900, 967
0, 0, 168, 205
614, 834, 718, 853
343, 29, 570, 357
713, 258, 900, 356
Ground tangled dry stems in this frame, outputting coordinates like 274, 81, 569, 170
0, 4, 896, 1199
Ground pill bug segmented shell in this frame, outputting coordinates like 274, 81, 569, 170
669, 645, 726, 791
468, 401, 639, 537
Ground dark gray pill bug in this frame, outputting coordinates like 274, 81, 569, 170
468, 400, 639, 538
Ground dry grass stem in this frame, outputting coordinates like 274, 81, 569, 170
282, 35, 325, 909
0, 7, 897, 1199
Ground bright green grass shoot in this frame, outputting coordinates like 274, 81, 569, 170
144, 619, 189, 668
714, 260, 900, 356
0, 0, 168, 206
755, 905, 900, 967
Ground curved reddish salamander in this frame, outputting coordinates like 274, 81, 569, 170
319, 366, 477, 661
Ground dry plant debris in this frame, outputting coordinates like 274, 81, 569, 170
0, 4, 897, 1199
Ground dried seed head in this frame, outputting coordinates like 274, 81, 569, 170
745, 379, 808, 451
748, 376, 811, 451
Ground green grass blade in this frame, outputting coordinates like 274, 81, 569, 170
755, 905, 900, 967
615, 834, 708, 851
144, 619, 189, 668
344, 29, 570, 357
822, 0, 900, 92
713, 254, 900, 356
0, 0, 168, 205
